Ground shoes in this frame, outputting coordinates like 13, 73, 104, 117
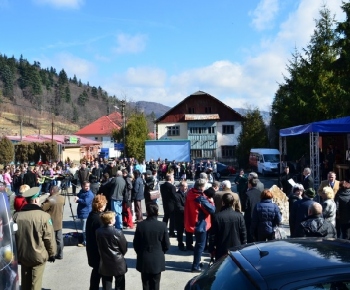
178, 244, 186, 251
55, 255, 63, 260
191, 268, 202, 273
169, 232, 177, 238
186, 245, 194, 251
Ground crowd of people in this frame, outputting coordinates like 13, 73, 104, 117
4, 156, 350, 290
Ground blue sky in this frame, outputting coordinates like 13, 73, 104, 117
0, 0, 344, 111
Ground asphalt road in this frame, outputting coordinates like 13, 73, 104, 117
18, 174, 284, 290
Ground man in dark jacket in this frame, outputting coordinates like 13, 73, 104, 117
174, 181, 188, 251
290, 187, 316, 237
295, 202, 336, 238
160, 174, 177, 237
23, 166, 37, 188
244, 178, 261, 243
279, 166, 293, 196
302, 167, 314, 190
132, 170, 144, 223
209, 193, 246, 261
133, 203, 170, 290
109, 170, 126, 230
77, 163, 90, 187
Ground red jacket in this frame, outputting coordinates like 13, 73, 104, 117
14, 196, 27, 212
184, 187, 215, 233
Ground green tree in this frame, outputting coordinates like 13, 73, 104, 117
65, 85, 71, 102
0, 136, 14, 165
58, 69, 68, 86
236, 108, 268, 169
91, 86, 98, 98
124, 113, 149, 160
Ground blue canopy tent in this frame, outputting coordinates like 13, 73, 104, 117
279, 116, 350, 189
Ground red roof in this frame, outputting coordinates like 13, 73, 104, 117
75, 112, 122, 135
7, 135, 100, 145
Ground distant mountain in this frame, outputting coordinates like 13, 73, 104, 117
233, 108, 271, 124
130, 101, 171, 118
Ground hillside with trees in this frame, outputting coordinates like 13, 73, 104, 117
0, 54, 170, 136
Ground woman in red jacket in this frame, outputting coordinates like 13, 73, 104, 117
14, 184, 29, 212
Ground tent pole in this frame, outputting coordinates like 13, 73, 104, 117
310, 132, 320, 192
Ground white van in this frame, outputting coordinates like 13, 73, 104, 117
249, 148, 280, 176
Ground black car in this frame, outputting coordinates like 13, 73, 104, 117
185, 238, 350, 290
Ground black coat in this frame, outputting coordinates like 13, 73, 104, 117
290, 197, 314, 237
85, 211, 103, 268
133, 216, 170, 274
295, 215, 336, 238
302, 175, 314, 190
279, 173, 293, 195
335, 188, 350, 224
96, 225, 128, 277
160, 182, 177, 213
174, 189, 186, 225
209, 207, 247, 260
132, 177, 144, 201
23, 171, 37, 188
243, 188, 261, 225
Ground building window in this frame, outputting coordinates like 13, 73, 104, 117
222, 146, 235, 158
167, 126, 180, 136
202, 149, 215, 158
94, 137, 98, 141
188, 107, 195, 114
222, 125, 234, 134
208, 127, 215, 134
191, 149, 202, 158
205, 107, 212, 113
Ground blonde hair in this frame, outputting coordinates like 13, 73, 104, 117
100, 211, 115, 225
322, 186, 335, 200
19, 184, 30, 195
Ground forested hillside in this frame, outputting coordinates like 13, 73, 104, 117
0, 54, 170, 135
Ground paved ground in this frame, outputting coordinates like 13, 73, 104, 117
18, 175, 289, 290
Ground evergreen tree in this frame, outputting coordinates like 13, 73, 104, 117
0, 136, 14, 165
72, 74, 78, 84
65, 85, 71, 102
72, 106, 78, 123
236, 108, 268, 169
91, 86, 98, 98
58, 69, 68, 85
0, 64, 14, 98
78, 79, 82, 87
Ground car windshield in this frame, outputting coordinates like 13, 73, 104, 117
190, 255, 254, 289
263, 154, 279, 163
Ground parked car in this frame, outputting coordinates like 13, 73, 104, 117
185, 238, 350, 290
215, 162, 236, 180
0, 188, 19, 290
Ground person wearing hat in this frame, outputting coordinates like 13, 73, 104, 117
13, 187, 57, 290
290, 187, 316, 237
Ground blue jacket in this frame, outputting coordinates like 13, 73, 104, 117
77, 189, 94, 219
250, 199, 281, 238
132, 177, 144, 201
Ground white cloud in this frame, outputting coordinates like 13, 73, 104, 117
113, 33, 148, 54
39, 53, 96, 82
33, 0, 84, 9
103, 0, 345, 111
250, 0, 280, 30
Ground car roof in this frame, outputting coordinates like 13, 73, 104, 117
231, 238, 350, 285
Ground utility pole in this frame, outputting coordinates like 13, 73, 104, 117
51, 113, 54, 162
121, 100, 126, 158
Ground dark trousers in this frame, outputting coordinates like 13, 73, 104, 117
192, 231, 207, 270
186, 231, 194, 248
71, 179, 78, 195
175, 214, 184, 246
340, 223, 350, 240
141, 272, 161, 290
102, 274, 125, 290
134, 200, 143, 221
162, 210, 175, 234
21, 263, 45, 290
89, 267, 102, 290
55, 229, 64, 259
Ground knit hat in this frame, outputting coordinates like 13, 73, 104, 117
304, 188, 316, 198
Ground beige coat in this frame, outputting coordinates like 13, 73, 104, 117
42, 193, 65, 231
317, 180, 340, 196
214, 189, 241, 213
13, 204, 56, 267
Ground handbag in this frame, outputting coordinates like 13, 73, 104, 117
150, 190, 160, 200
274, 226, 287, 240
